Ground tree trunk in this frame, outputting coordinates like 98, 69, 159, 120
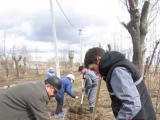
12, 55, 22, 78
15, 63, 19, 78
121, 0, 150, 75
132, 37, 144, 74
4, 61, 9, 78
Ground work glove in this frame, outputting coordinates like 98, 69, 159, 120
75, 96, 79, 99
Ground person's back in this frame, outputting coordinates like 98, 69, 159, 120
0, 81, 50, 120
53, 75, 77, 118
84, 69, 98, 90
56, 77, 75, 100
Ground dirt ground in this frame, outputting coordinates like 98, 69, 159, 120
0, 72, 160, 120
48, 76, 114, 120
48, 72, 160, 120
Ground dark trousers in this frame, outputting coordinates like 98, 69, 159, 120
55, 98, 64, 114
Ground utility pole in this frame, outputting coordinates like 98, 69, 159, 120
3, 31, 6, 57
49, 0, 60, 77
79, 29, 82, 65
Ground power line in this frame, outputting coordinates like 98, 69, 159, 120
55, 0, 83, 65
55, 0, 78, 30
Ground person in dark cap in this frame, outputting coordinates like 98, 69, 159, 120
84, 47, 156, 120
0, 76, 61, 120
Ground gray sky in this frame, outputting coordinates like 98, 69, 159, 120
0, 0, 159, 62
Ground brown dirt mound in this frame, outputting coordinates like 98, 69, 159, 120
68, 106, 87, 115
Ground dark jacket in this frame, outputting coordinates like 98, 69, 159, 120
0, 81, 50, 120
56, 77, 75, 101
99, 51, 156, 120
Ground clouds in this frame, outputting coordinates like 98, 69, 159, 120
0, 0, 119, 43
0, 0, 134, 61
0, 12, 109, 45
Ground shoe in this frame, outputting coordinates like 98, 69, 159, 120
53, 112, 65, 118
89, 107, 93, 113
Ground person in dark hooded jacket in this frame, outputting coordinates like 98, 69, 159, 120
84, 47, 156, 120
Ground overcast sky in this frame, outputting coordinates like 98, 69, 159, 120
0, 0, 159, 62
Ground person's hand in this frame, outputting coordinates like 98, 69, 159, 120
75, 96, 79, 99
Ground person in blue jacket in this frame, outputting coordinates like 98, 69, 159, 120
45, 67, 55, 79
53, 74, 79, 118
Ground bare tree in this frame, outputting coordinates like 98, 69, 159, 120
0, 32, 9, 78
144, 56, 150, 78
154, 49, 160, 74
20, 46, 30, 74
120, 0, 160, 75
148, 40, 160, 68
0, 55, 9, 78
144, 40, 160, 78
12, 55, 22, 78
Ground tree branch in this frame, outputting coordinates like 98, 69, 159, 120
143, 39, 160, 78
144, 56, 150, 78
150, 0, 159, 11
117, 17, 129, 30
125, 0, 130, 12
148, 39, 160, 67
122, 22, 128, 29
128, 0, 138, 11
140, 1, 150, 36
154, 50, 160, 75
149, 6, 160, 25
141, 1, 150, 22
119, 0, 130, 12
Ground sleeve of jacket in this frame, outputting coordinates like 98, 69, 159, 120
110, 67, 141, 120
85, 71, 97, 89
27, 96, 50, 120
85, 74, 93, 89
65, 83, 75, 98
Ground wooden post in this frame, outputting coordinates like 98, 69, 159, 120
92, 77, 102, 120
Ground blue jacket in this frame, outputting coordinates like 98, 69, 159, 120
45, 71, 55, 80
56, 77, 75, 100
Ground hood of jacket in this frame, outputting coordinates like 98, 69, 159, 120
99, 51, 125, 77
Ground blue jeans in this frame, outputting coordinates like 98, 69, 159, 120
55, 98, 64, 114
